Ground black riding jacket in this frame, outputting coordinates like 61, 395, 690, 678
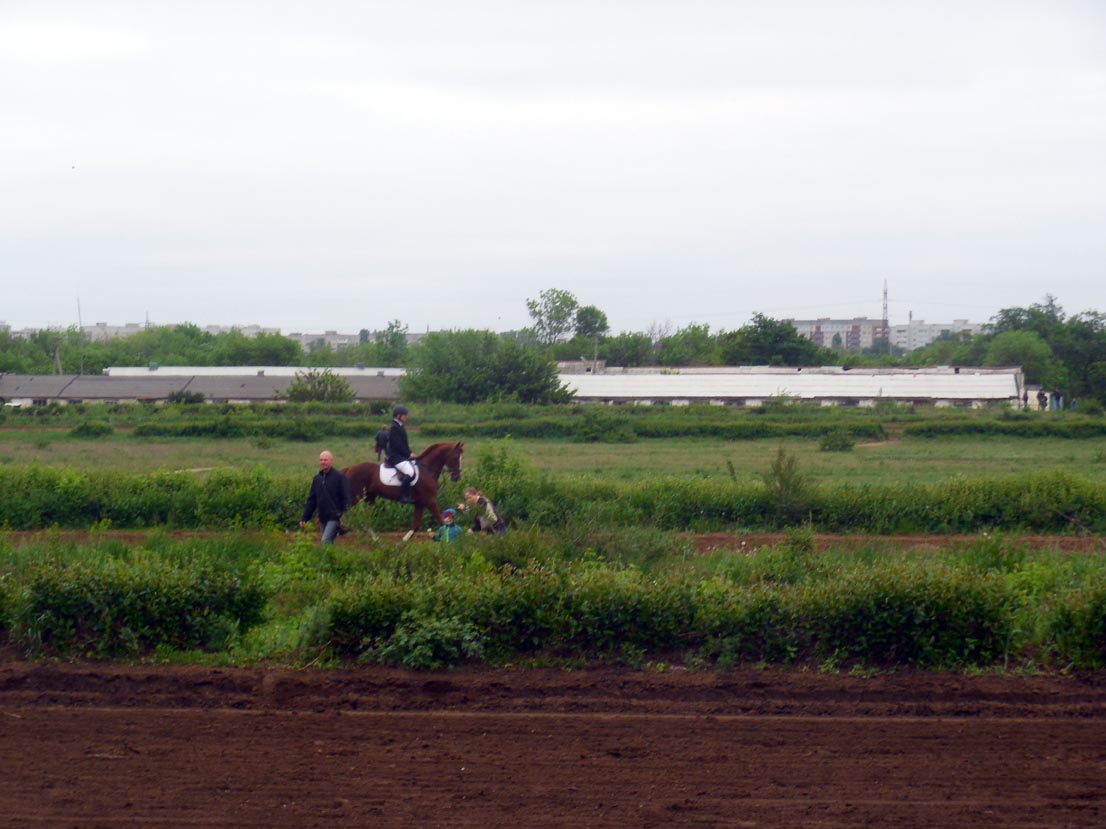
301, 468, 352, 524
385, 417, 412, 466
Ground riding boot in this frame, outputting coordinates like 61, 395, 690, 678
399, 474, 413, 503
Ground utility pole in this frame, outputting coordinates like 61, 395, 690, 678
76, 297, 85, 375
882, 280, 890, 355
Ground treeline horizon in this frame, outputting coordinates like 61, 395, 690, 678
3, 295, 1104, 404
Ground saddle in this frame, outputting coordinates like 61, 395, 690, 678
379, 462, 420, 489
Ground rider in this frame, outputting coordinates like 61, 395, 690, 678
385, 404, 417, 501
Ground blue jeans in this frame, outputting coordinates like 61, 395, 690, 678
321, 519, 341, 544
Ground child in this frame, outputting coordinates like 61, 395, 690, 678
431, 508, 464, 543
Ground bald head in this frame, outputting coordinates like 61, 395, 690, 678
318, 451, 334, 472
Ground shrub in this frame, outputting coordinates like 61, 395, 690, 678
818, 429, 854, 452
797, 563, 1013, 667
376, 614, 485, 669
13, 557, 267, 657
70, 420, 114, 438
760, 446, 812, 527
1048, 585, 1106, 668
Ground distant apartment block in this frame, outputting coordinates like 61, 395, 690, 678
789, 318, 889, 351
790, 317, 984, 353
889, 319, 984, 351
286, 330, 426, 352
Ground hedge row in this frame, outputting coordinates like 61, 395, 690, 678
0, 467, 304, 529
10, 557, 267, 657
419, 417, 888, 442
3, 467, 1105, 533
904, 420, 1106, 438
4, 535, 1105, 670
132, 417, 386, 441
318, 558, 1099, 669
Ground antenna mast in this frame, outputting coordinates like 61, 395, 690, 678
882, 280, 889, 354
76, 298, 85, 375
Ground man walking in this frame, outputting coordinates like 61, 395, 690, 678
300, 450, 352, 544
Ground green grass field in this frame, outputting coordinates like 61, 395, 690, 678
3, 429, 1104, 487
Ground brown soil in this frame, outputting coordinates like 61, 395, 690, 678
3, 660, 1105, 827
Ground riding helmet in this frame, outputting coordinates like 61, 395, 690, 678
393, 404, 409, 418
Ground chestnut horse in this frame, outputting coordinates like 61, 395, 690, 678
343, 441, 464, 537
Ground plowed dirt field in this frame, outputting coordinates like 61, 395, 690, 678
3, 660, 1106, 828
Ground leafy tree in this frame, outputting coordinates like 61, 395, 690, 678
401, 330, 572, 404
602, 332, 654, 367
986, 297, 1106, 402
909, 330, 989, 367
526, 289, 579, 345
375, 320, 409, 366
574, 305, 609, 367
719, 314, 832, 366
656, 323, 720, 366
991, 295, 1066, 340
211, 330, 303, 365
283, 369, 355, 402
983, 330, 1057, 386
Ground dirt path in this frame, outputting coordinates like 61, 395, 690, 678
3, 661, 1105, 827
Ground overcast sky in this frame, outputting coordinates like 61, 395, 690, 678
3, 1, 1105, 337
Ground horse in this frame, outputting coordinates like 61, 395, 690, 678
343, 441, 464, 538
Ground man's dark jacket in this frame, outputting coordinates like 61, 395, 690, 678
301, 468, 352, 524
385, 418, 412, 467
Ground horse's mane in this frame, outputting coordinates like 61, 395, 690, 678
418, 441, 457, 459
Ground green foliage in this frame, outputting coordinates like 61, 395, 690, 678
655, 323, 720, 366
13, 555, 267, 657
376, 614, 485, 670
526, 288, 579, 345
5, 532, 1106, 671
1048, 584, 1106, 668
797, 562, 1013, 667
904, 418, 1106, 439
69, 420, 114, 438
282, 369, 355, 403
573, 407, 637, 443
401, 330, 572, 404
719, 313, 835, 366
167, 390, 206, 404
818, 428, 855, 451
760, 446, 812, 526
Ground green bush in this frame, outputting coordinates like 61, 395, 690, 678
13, 556, 267, 657
797, 563, 1012, 667
1048, 584, 1106, 668
818, 429, 855, 451
70, 420, 114, 438
376, 614, 485, 670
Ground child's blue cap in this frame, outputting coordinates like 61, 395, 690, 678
443, 508, 456, 518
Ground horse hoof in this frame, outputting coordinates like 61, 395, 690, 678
402, 530, 414, 542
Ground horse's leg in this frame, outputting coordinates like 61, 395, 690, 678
426, 500, 444, 526
403, 504, 424, 542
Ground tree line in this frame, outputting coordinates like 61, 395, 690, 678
3, 294, 1103, 405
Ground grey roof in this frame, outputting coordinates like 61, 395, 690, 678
60, 375, 192, 400
1, 372, 400, 403
104, 365, 405, 377
564, 368, 1020, 402
0, 374, 81, 398
186, 376, 294, 401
